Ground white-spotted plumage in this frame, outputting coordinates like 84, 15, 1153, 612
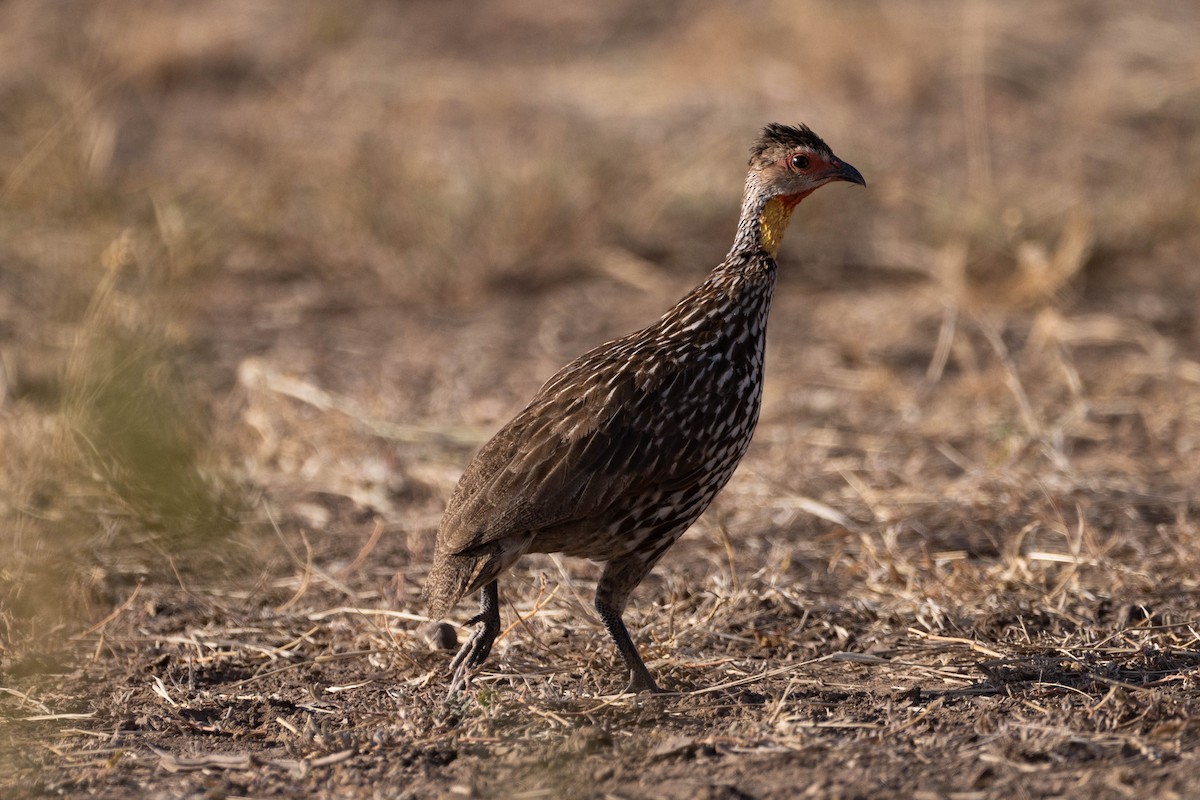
423, 123, 865, 694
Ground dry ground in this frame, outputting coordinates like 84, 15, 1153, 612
3, 1, 1200, 798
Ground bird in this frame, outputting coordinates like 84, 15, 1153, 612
424, 123, 864, 695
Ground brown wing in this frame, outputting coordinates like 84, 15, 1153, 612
437, 332, 747, 557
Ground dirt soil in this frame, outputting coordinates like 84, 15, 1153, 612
3, 2, 1200, 798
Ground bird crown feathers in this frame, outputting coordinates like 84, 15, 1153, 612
750, 123, 833, 164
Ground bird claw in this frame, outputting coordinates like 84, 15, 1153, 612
444, 612, 497, 700
625, 673, 664, 695
445, 665, 471, 699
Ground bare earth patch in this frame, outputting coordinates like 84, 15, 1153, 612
2, 1, 1200, 798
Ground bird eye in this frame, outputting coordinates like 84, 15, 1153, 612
790, 154, 810, 170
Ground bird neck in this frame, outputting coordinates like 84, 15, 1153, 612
728, 183, 811, 261
758, 196, 798, 257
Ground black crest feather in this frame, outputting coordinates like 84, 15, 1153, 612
750, 123, 832, 163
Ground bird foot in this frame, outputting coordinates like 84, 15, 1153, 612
624, 670, 665, 695
445, 611, 498, 699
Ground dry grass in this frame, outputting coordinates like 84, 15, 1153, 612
2, 0, 1200, 797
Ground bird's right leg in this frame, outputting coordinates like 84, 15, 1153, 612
595, 556, 665, 694
447, 580, 500, 696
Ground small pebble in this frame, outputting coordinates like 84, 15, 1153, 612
421, 621, 458, 651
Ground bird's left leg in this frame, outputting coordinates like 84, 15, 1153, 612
447, 580, 500, 697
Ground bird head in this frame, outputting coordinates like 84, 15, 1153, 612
746, 123, 865, 255
750, 122, 866, 198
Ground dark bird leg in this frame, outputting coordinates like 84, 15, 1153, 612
447, 580, 500, 696
596, 556, 665, 694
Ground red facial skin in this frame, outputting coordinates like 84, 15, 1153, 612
774, 152, 852, 210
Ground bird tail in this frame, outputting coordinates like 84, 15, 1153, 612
424, 541, 523, 619
423, 553, 476, 620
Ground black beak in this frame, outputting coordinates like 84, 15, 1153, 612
828, 158, 866, 187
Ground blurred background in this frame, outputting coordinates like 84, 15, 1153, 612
1, 0, 1198, 640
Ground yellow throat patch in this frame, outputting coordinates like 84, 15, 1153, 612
759, 196, 799, 257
